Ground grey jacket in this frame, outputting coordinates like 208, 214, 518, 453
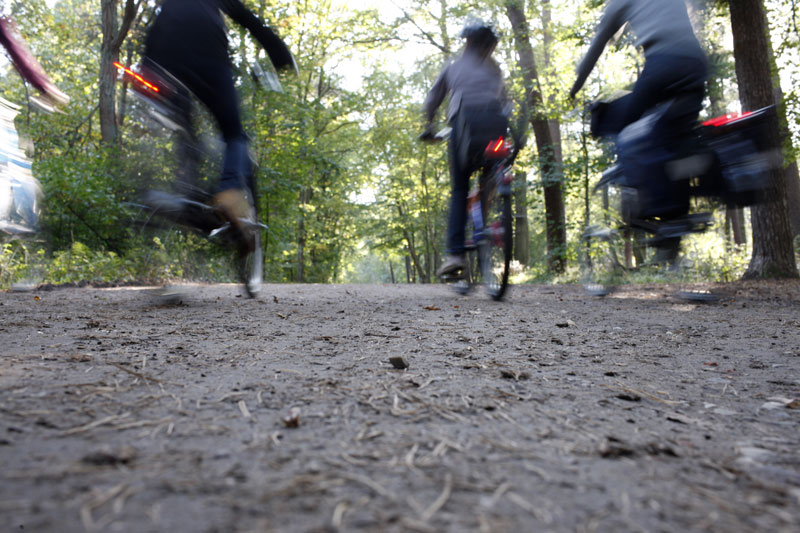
424, 48, 510, 124
572, 0, 706, 95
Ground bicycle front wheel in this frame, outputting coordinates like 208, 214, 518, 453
238, 190, 263, 298
480, 190, 513, 301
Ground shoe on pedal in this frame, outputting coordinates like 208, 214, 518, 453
436, 254, 466, 277
213, 188, 255, 254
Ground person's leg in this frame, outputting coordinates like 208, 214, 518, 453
446, 111, 470, 256
617, 55, 706, 219
170, 59, 254, 238
178, 61, 252, 194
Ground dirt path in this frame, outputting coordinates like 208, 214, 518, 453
1, 281, 799, 532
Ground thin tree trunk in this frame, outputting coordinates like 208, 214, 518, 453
729, 0, 798, 278
397, 205, 429, 283
727, 208, 746, 246
513, 170, 530, 265
506, 0, 567, 273
100, 0, 139, 145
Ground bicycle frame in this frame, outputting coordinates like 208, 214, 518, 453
455, 136, 516, 300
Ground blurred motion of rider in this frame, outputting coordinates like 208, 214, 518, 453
143, 0, 295, 236
0, 16, 69, 108
569, 0, 708, 248
423, 21, 510, 277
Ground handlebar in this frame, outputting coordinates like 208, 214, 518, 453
418, 127, 451, 143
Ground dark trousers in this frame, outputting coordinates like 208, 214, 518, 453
607, 54, 707, 218
143, 53, 252, 195
447, 106, 508, 255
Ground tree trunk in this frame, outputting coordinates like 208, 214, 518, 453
727, 208, 746, 246
100, 0, 139, 145
729, 0, 798, 278
506, 0, 567, 273
397, 205, 429, 284
513, 170, 530, 265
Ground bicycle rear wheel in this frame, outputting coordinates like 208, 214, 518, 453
480, 188, 513, 301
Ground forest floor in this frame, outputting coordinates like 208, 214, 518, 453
1, 281, 799, 532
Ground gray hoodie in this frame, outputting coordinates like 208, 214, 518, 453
424, 48, 510, 124
573, 0, 706, 94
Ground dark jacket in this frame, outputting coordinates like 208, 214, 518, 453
572, 0, 706, 95
145, 0, 293, 69
424, 48, 510, 124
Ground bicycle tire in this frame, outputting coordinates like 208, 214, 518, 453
238, 189, 263, 298
482, 190, 512, 301
579, 228, 614, 297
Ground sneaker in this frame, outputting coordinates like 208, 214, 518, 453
213, 188, 255, 254
436, 254, 466, 277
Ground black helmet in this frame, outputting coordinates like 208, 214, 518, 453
460, 20, 499, 49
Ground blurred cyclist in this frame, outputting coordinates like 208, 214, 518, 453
0, 16, 69, 108
143, 0, 295, 239
423, 20, 510, 277
569, 0, 708, 251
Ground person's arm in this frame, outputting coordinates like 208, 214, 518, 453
219, 0, 294, 70
569, 0, 627, 98
423, 64, 450, 125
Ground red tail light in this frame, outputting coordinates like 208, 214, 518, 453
703, 111, 753, 127
484, 138, 510, 158
113, 61, 160, 93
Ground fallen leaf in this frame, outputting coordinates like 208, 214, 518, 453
282, 407, 301, 428
389, 356, 409, 370
424, 306, 441, 311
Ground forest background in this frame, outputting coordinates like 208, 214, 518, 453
1, 0, 799, 287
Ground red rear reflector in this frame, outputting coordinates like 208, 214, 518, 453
113, 61, 160, 93
703, 111, 753, 127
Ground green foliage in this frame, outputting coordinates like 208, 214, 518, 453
44, 241, 134, 283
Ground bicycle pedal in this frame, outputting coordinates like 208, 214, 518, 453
440, 271, 466, 282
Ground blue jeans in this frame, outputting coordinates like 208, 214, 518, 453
446, 106, 508, 255
604, 54, 707, 218
143, 54, 253, 196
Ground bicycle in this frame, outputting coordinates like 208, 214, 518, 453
580, 101, 775, 300
114, 61, 265, 298
421, 128, 517, 301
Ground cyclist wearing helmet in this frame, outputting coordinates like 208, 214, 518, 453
569, 0, 708, 238
143, 0, 295, 238
423, 21, 510, 277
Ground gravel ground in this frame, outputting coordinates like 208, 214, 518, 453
1, 281, 799, 532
